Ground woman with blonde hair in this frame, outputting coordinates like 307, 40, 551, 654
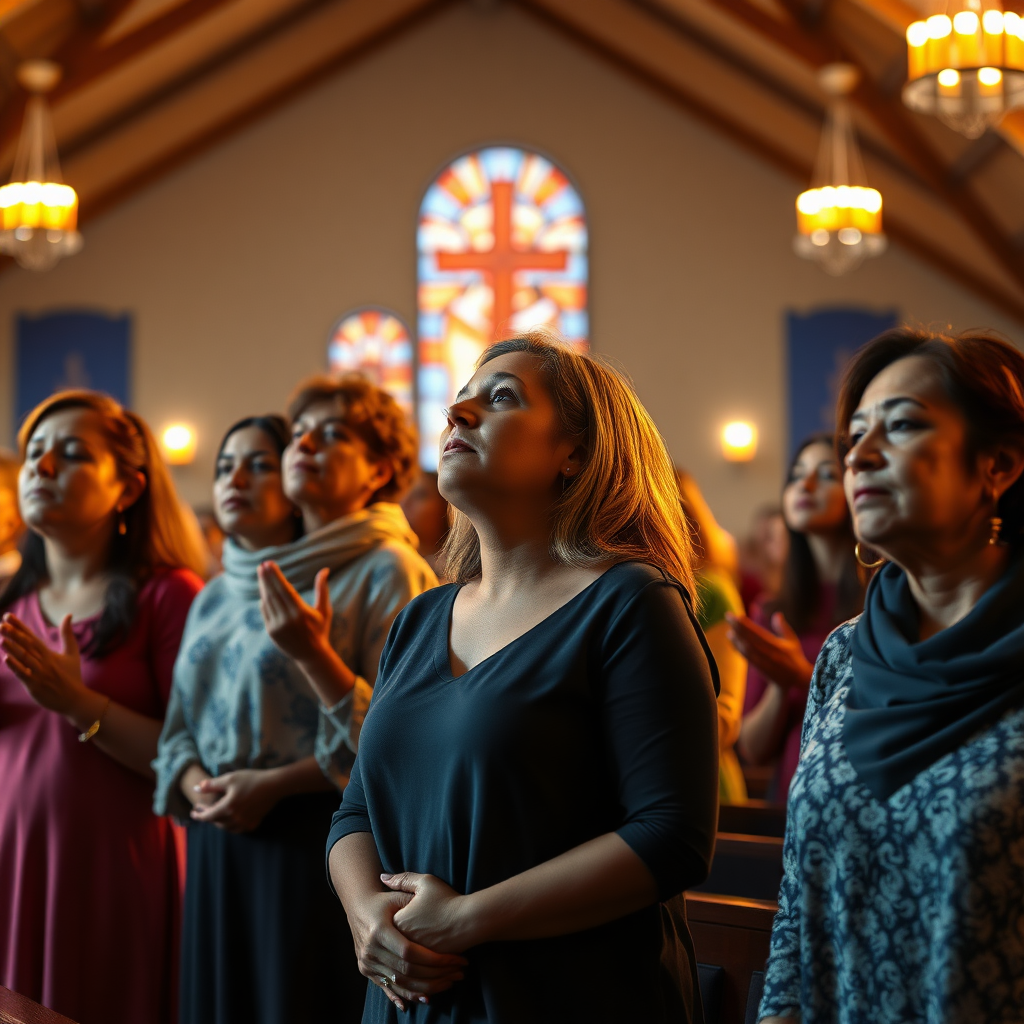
0, 390, 206, 1024
328, 334, 720, 1023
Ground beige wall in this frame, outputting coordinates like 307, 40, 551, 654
0, 1, 1019, 534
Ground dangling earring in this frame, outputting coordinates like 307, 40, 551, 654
855, 542, 885, 569
116, 506, 127, 536
561, 469, 572, 494
989, 516, 1003, 546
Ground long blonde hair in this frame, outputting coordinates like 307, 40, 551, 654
442, 332, 696, 598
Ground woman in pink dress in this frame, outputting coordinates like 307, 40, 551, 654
0, 390, 206, 1024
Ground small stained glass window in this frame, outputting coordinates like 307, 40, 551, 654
417, 146, 588, 468
327, 307, 414, 416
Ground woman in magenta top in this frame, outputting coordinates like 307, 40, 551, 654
0, 390, 206, 1024
729, 434, 865, 801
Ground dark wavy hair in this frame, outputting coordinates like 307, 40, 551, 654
772, 433, 865, 634
0, 391, 206, 656
215, 414, 302, 541
836, 326, 1024, 545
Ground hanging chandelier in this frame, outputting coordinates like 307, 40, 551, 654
794, 64, 887, 277
0, 61, 82, 272
904, 2, 1024, 138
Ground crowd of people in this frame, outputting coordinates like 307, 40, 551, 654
0, 325, 1022, 1024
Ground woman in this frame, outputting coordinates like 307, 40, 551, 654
0, 390, 206, 1024
731, 434, 864, 801
155, 389, 437, 1024
328, 334, 720, 1023
677, 469, 748, 804
759, 328, 1024, 1024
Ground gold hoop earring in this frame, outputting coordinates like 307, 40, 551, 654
855, 542, 885, 569
989, 516, 1003, 546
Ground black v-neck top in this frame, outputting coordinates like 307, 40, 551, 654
328, 561, 720, 1023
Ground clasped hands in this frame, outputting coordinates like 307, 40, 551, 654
352, 872, 475, 1013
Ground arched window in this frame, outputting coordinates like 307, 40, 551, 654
417, 146, 588, 468
327, 307, 414, 416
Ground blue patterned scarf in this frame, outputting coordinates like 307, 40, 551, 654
845, 547, 1024, 800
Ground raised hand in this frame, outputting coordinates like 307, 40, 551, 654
0, 613, 95, 719
725, 610, 814, 693
257, 562, 332, 666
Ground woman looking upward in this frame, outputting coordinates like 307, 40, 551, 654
0, 391, 206, 1024
732, 435, 864, 801
156, 387, 437, 1024
329, 334, 720, 1023
759, 328, 1024, 1024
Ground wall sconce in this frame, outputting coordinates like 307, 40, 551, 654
161, 423, 197, 465
721, 421, 758, 462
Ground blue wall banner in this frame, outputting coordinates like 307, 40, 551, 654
787, 307, 898, 458
15, 310, 132, 435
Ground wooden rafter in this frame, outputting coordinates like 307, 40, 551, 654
771, 0, 1024, 293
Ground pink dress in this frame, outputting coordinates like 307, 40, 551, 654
0, 569, 202, 1024
742, 585, 837, 801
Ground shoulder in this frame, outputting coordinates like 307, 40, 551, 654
809, 617, 857, 704
361, 539, 437, 587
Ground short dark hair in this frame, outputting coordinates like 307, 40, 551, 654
286, 375, 418, 504
836, 326, 1024, 544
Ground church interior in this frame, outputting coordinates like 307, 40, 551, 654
1, 1, 1024, 1023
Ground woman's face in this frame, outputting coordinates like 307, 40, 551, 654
783, 442, 848, 536
19, 408, 138, 539
283, 399, 391, 523
438, 351, 578, 512
844, 355, 991, 556
214, 426, 296, 551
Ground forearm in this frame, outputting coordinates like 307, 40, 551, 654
460, 832, 658, 946
738, 684, 790, 764
297, 641, 358, 708
331, 831, 387, 910
67, 689, 163, 779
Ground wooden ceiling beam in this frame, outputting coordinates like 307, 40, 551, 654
775, 0, 1024, 294
520, 0, 1024, 320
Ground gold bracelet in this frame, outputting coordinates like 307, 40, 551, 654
78, 696, 112, 743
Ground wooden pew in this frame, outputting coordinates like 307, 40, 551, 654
686, 892, 776, 1024
719, 799, 787, 838
0, 987, 77, 1024
695, 832, 784, 902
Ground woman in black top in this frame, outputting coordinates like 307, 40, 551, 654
327, 332, 720, 1023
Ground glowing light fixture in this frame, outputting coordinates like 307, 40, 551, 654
0, 61, 81, 271
904, 1, 1024, 137
722, 421, 758, 462
794, 65, 886, 277
161, 424, 197, 466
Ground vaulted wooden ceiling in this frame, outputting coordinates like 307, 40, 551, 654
2, 0, 1023, 320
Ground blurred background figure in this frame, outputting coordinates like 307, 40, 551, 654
0, 450, 24, 589
0, 391, 206, 1024
400, 470, 449, 578
739, 504, 788, 610
730, 435, 865, 803
678, 469, 748, 805
194, 509, 226, 576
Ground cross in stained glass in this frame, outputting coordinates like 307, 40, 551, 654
435, 181, 569, 340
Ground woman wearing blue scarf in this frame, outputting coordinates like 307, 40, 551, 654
760, 327, 1024, 1024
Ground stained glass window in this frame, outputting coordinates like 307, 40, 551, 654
327, 307, 414, 416
417, 146, 588, 468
